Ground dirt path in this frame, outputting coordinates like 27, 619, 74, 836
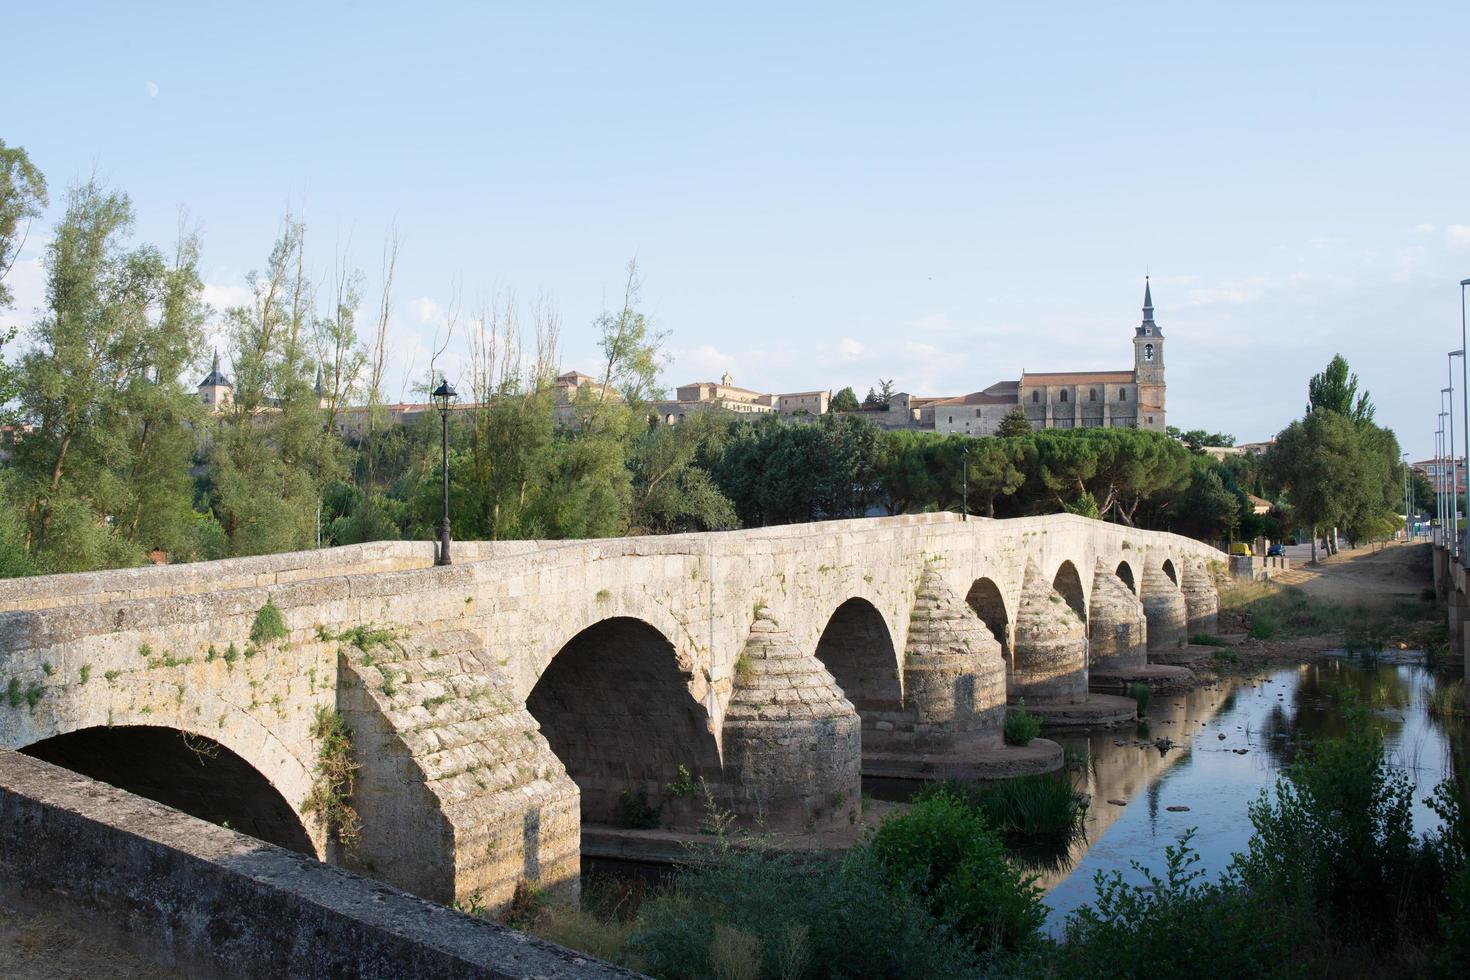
1268, 540, 1432, 607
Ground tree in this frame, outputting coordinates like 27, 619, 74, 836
10, 182, 207, 571
831, 386, 860, 412
0, 139, 48, 310
629, 410, 738, 533
594, 259, 666, 408
862, 387, 881, 410
1263, 411, 1364, 562
1308, 354, 1375, 426
996, 407, 1033, 439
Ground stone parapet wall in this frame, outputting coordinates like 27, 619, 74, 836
0, 750, 636, 979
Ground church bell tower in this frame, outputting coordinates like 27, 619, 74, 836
1132, 278, 1166, 431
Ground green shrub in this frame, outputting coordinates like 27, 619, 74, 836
250, 600, 289, 645
1212, 648, 1239, 664
1233, 702, 1442, 947
866, 792, 1045, 953
1126, 682, 1152, 716
1429, 679, 1464, 719
921, 772, 1088, 858
1051, 831, 1304, 977
1005, 701, 1042, 747
618, 787, 662, 829
627, 836, 981, 977
1190, 633, 1226, 646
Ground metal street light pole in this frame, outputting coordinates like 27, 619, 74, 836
1459, 277, 1470, 559
1448, 371, 1460, 558
961, 447, 970, 522
431, 378, 458, 566
1402, 452, 1411, 540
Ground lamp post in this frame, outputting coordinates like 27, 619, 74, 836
1402, 451, 1411, 541
431, 378, 458, 566
961, 447, 970, 521
1460, 278, 1470, 559
1448, 372, 1460, 558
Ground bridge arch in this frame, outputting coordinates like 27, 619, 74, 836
813, 598, 903, 748
526, 616, 721, 828
965, 577, 1012, 663
21, 725, 313, 852
1161, 557, 1179, 586
1051, 560, 1087, 621
1115, 560, 1137, 594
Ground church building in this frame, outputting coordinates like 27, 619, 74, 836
918, 279, 1167, 436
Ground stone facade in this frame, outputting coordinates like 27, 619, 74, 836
1181, 558, 1220, 635
0, 513, 1221, 913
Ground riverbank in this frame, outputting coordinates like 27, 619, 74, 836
1198, 540, 1451, 679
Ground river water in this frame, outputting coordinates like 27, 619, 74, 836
1038, 657, 1465, 933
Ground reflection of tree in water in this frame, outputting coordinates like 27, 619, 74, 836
1262, 662, 1414, 767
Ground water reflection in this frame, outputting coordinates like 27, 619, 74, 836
1040, 659, 1458, 933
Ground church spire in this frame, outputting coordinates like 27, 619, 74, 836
1136, 276, 1161, 336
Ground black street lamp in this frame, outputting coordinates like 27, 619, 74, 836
961, 446, 970, 521
431, 378, 458, 565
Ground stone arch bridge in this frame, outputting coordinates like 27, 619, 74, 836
0, 513, 1221, 910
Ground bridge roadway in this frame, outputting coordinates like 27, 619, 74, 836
0, 512, 1221, 911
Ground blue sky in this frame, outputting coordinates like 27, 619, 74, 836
5, 1, 1470, 456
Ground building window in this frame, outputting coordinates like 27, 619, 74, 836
1120, 390, 1127, 401
1089, 389, 1097, 402
1144, 343, 1155, 362
1031, 391, 1039, 403
948, 416, 953, 424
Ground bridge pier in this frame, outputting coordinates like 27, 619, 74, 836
1141, 559, 1189, 652
1009, 561, 1136, 727
860, 567, 1060, 780
1088, 559, 1195, 693
1448, 587, 1466, 662
721, 610, 861, 831
1181, 559, 1220, 636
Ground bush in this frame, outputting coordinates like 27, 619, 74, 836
626, 840, 982, 978
1126, 682, 1152, 717
1005, 701, 1042, 747
1233, 702, 1441, 947
921, 773, 1088, 856
866, 792, 1045, 954
1049, 831, 1305, 978
1190, 633, 1226, 646
618, 787, 662, 829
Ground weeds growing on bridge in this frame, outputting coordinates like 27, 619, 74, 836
302, 706, 361, 847
1126, 682, 1152, 717
250, 600, 289, 645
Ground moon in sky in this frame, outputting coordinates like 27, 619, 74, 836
144, 81, 159, 98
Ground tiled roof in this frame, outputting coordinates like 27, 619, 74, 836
1021, 371, 1135, 386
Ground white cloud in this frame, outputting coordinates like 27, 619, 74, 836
410, 296, 445, 325
1448, 225, 1470, 246
904, 341, 938, 356
144, 81, 159, 98
202, 281, 252, 312
838, 337, 864, 358
1414, 223, 1436, 234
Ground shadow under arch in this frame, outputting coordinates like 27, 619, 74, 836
813, 598, 903, 753
1115, 561, 1136, 594
966, 578, 1011, 663
1162, 558, 1179, 585
526, 616, 720, 827
1052, 560, 1087, 621
21, 725, 313, 853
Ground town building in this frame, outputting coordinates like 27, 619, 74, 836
652, 373, 830, 425
882, 280, 1167, 436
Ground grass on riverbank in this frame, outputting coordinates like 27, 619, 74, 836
1221, 580, 1446, 655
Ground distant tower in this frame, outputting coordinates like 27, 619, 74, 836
1133, 278, 1166, 431
314, 365, 328, 408
197, 349, 233, 412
